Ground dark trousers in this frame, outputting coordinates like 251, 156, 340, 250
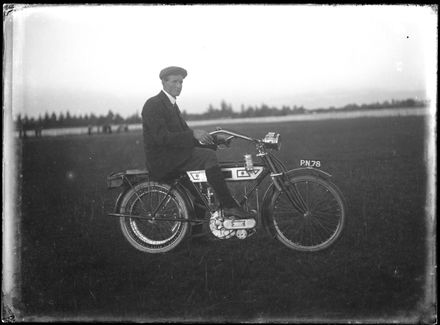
176, 147, 237, 208
176, 147, 218, 172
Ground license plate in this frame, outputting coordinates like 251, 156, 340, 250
300, 159, 321, 168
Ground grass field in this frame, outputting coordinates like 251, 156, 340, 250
11, 115, 433, 322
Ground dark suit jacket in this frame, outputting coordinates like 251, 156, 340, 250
142, 91, 195, 180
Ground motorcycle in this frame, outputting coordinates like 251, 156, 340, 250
106, 128, 346, 254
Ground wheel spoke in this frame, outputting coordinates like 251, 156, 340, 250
313, 207, 341, 216
313, 211, 341, 226
312, 218, 337, 233
310, 195, 333, 212
310, 215, 334, 235
298, 222, 306, 246
273, 209, 303, 218
305, 181, 310, 209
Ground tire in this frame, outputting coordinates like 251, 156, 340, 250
269, 175, 345, 252
119, 181, 190, 253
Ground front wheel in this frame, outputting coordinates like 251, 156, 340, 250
269, 175, 346, 252
119, 181, 190, 253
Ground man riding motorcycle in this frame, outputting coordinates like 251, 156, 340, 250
141, 66, 252, 219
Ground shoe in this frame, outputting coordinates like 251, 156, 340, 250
223, 207, 254, 219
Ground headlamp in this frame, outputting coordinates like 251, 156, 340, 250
262, 132, 281, 150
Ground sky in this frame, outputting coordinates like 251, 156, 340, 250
4, 4, 437, 119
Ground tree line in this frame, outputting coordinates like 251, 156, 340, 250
15, 110, 140, 130
181, 100, 307, 121
15, 97, 428, 131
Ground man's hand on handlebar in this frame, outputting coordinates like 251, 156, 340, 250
213, 133, 232, 146
193, 129, 214, 145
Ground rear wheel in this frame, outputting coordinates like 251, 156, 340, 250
119, 182, 189, 253
269, 175, 345, 251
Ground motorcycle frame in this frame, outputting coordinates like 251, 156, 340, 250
109, 160, 274, 223
108, 129, 331, 224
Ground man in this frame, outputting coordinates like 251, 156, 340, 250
142, 66, 251, 218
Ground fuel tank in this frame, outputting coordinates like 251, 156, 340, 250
186, 161, 266, 183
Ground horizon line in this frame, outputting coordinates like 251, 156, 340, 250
13, 96, 430, 120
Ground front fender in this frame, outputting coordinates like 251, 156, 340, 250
284, 167, 332, 180
260, 167, 332, 236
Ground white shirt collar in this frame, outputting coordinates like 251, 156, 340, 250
162, 89, 176, 105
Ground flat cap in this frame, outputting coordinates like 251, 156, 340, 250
159, 66, 188, 80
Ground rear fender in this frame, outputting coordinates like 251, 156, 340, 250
260, 167, 332, 236
107, 169, 150, 214
111, 178, 196, 220
107, 169, 150, 189
113, 188, 129, 214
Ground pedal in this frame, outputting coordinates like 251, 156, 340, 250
223, 218, 256, 230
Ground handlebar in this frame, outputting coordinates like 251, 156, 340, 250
207, 127, 282, 152
209, 128, 258, 143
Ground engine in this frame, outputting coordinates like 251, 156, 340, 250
209, 210, 236, 239
209, 210, 257, 240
